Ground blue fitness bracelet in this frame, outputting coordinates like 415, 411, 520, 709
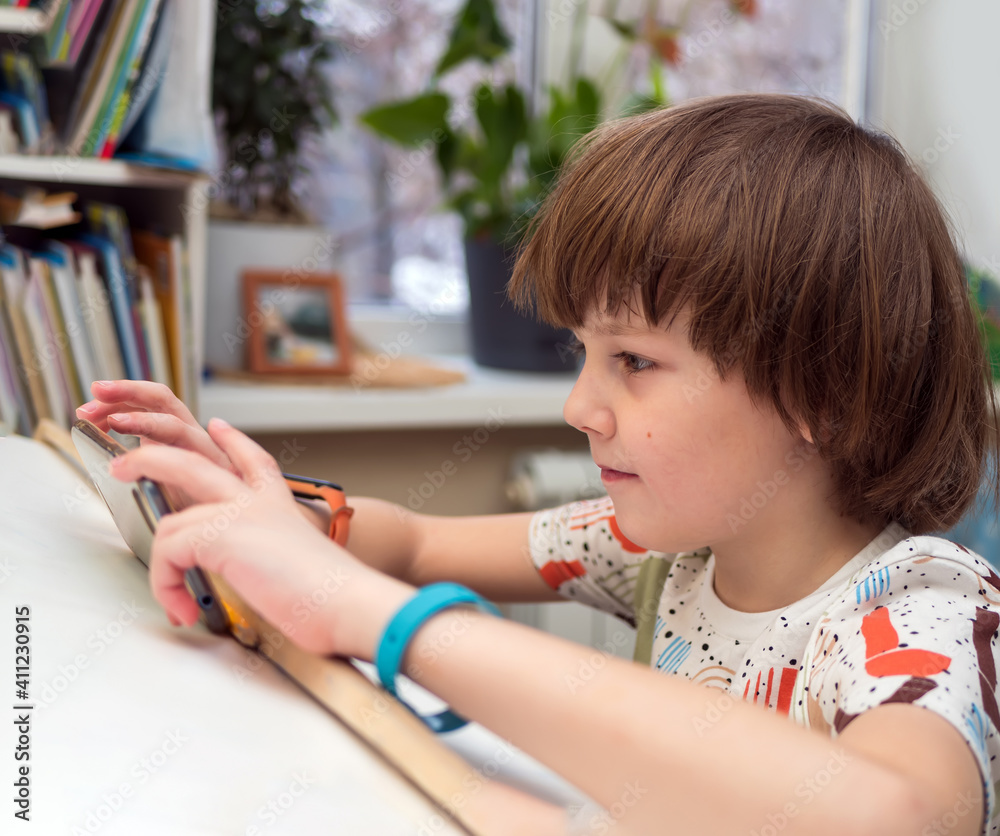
375, 582, 501, 733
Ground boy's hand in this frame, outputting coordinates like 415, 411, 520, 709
76, 380, 235, 508
109, 417, 414, 661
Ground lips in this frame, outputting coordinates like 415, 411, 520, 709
597, 463, 639, 483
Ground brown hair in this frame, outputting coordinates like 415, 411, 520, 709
510, 93, 997, 535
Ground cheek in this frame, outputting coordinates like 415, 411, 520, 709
642, 398, 786, 502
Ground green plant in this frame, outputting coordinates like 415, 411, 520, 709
359, 0, 753, 244
212, 0, 337, 222
356, 0, 640, 243
967, 264, 1000, 381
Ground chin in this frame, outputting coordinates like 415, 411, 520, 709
614, 509, 710, 554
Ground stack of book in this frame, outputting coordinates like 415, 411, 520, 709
0, 188, 192, 435
0, 0, 166, 157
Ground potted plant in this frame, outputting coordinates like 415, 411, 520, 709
206, 0, 339, 374
359, 0, 750, 371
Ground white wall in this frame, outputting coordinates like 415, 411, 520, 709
871, 0, 1000, 273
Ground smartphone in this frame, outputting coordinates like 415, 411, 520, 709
70, 418, 229, 634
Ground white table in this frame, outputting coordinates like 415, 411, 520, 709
0, 436, 587, 835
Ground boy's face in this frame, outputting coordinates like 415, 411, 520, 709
565, 306, 816, 554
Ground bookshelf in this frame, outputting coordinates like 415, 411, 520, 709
0, 1, 67, 36
0, 0, 211, 434
0, 157, 207, 423
0, 153, 199, 187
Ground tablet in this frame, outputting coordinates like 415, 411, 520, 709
70, 418, 228, 633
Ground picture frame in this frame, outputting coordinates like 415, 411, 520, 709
242, 271, 352, 375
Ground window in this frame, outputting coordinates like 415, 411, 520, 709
306, 0, 860, 310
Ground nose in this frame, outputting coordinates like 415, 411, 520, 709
563, 361, 615, 438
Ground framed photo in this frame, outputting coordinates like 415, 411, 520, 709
242, 271, 352, 375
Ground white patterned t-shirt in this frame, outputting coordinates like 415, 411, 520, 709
529, 496, 1000, 835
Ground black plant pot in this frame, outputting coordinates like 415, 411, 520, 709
464, 236, 577, 373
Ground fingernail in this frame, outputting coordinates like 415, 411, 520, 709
94, 380, 112, 387
210, 417, 231, 429
109, 413, 127, 423
77, 402, 94, 413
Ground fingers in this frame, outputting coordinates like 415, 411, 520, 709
93, 379, 182, 412
110, 444, 246, 507
77, 380, 192, 427
149, 505, 222, 626
76, 380, 234, 472
110, 412, 232, 470
205, 418, 286, 493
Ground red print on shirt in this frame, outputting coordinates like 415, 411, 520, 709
568, 509, 646, 554
538, 559, 587, 590
861, 606, 951, 678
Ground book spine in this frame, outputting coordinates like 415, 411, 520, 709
23, 269, 70, 428
0, 257, 49, 427
0, 296, 29, 434
80, 233, 142, 380
31, 256, 83, 409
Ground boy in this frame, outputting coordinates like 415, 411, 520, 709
83, 93, 999, 835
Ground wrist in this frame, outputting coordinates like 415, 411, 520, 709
283, 473, 352, 546
373, 583, 501, 732
398, 606, 487, 682
341, 574, 415, 663
295, 497, 331, 534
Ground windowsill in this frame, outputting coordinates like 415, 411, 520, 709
197, 301, 580, 432
197, 355, 577, 433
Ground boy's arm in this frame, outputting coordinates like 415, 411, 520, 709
402, 607, 981, 836
301, 496, 562, 603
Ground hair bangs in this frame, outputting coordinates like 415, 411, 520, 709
510, 108, 740, 331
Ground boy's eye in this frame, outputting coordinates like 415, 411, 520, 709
615, 352, 654, 375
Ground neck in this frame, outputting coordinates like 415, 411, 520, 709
710, 489, 885, 614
